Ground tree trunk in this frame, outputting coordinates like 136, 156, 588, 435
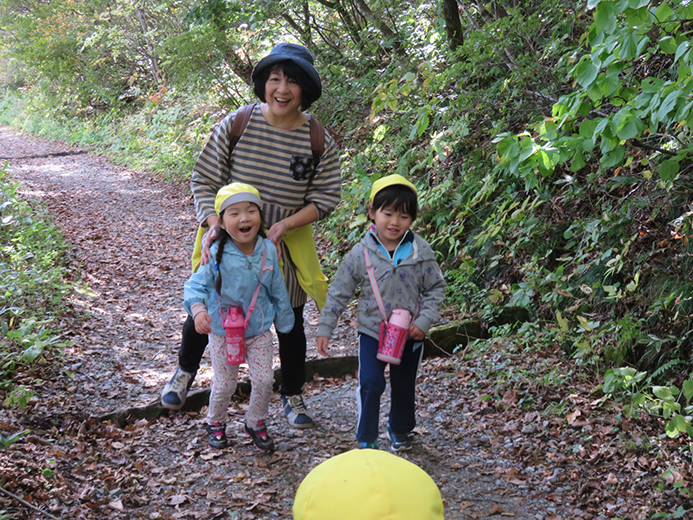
350, 0, 405, 56
442, 0, 464, 51
135, 1, 163, 85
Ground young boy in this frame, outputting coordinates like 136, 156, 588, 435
316, 174, 446, 451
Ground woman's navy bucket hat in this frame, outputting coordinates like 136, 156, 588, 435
252, 43, 322, 101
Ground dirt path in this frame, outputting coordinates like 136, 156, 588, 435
0, 126, 572, 519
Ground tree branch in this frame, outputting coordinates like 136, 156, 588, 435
0, 486, 61, 520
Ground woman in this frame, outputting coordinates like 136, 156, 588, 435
162, 43, 341, 429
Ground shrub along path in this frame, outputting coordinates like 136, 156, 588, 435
0, 125, 687, 520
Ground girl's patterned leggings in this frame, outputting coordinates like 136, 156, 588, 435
207, 331, 275, 429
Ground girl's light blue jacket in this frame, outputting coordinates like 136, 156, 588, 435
183, 236, 294, 337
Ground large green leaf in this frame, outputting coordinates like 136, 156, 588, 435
659, 35, 678, 54
659, 159, 680, 181
575, 60, 599, 88
594, 2, 617, 33
617, 30, 638, 60
616, 112, 644, 140
624, 5, 649, 26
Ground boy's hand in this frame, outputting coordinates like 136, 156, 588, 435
194, 312, 212, 335
409, 324, 425, 341
317, 337, 330, 357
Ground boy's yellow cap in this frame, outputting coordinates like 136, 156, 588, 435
369, 174, 417, 203
214, 182, 262, 215
292, 449, 444, 520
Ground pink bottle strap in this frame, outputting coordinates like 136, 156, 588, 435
244, 245, 271, 328
364, 245, 389, 323
364, 244, 420, 325
217, 243, 272, 327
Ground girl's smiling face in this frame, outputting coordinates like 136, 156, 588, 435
264, 67, 303, 119
220, 201, 262, 255
368, 204, 413, 250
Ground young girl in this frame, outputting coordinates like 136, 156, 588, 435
317, 174, 446, 451
184, 182, 295, 451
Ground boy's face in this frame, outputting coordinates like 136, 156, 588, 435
368, 203, 413, 250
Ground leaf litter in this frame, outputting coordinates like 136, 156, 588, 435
1, 126, 692, 519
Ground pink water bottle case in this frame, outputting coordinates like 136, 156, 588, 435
222, 306, 246, 365
377, 309, 411, 365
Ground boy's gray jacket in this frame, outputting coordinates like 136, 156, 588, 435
317, 229, 446, 340
184, 237, 295, 337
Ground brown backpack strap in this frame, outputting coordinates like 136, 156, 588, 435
309, 116, 325, 168
228, 103, 256, 151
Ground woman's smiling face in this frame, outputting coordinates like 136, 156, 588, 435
264, 66, 303, 119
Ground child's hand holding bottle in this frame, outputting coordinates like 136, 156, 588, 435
409, 324, 425, 341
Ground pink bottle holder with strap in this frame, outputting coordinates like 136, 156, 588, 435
217, 244, 272, 365
364, 245, 417, 365
377, 308, 411, 364
222, 306, 246, 365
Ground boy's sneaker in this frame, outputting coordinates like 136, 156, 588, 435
244, 420, 275, 452
387, 426, 413, 452
358, 441, 378, 449
282, 395, 314, 429
207, 422, 228, 449
161, 367, 196, 410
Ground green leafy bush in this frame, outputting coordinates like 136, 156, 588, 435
0, 166, 75, 401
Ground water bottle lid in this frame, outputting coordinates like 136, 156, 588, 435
389, 309, 411, 328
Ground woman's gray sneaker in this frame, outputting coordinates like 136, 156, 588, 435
161, 367, 196, 410
282, 395, 314, 429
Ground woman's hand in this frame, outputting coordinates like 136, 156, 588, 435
194, 312, 212, 335
267, 220, 289, 259
317, 336, 330, 357
409, 324, 425, 341
200, 216, 221, 266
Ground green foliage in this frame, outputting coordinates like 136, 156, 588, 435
0, 428, 29, 449
604, 367, 693, 439
0, 165, 75, 401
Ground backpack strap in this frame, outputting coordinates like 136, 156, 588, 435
309, 116, 325, 168
228, 103, 256, 151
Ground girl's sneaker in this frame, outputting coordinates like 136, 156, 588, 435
207, 422, 228, 449
358, 441, 378, 449
244, 420, 275, 451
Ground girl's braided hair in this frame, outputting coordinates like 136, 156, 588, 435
214, 204, 267, 296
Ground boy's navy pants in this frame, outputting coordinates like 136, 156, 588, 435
356, 333, 423, 444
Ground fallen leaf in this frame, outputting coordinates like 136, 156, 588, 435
488, 504, 504, 514
566, 409, 581, 425
168, 494, 190, 506
108, 499, 124, 511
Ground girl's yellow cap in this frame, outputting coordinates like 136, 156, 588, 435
214, 182, 262, 215
369, 174, 417, 203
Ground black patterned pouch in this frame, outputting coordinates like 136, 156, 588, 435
289, 155, 315, 181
